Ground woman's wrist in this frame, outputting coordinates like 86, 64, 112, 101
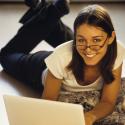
85, 112, 97, 123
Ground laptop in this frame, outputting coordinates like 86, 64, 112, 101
3, 95, 85, 125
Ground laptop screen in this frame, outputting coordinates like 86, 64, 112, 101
3, 95, 85, 125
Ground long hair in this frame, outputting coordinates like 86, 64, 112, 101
67, 5, 117, 84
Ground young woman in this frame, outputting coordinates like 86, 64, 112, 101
0, 1, 125, 125
42, 5, 125, 125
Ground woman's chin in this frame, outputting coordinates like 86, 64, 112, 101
85, 62, 98, 66
83, 59, 99, 66
82, 54, 100, 66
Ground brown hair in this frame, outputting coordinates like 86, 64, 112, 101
67, 5, 117, 84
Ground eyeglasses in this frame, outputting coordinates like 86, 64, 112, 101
75, 36, 108, 52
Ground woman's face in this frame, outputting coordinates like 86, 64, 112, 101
76, 23, 110, 66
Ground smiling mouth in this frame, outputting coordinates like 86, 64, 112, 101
85, 53, 97, 58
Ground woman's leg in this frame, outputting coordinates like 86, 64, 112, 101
19, 0, 46, 24
1, 2, 70, 55
19, 0, 73, 47
1, 51, 52, 92
45, 20, 73, 47
24, 0, 41, 8
0, 0, 73, 92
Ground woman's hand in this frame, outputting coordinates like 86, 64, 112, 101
84, 112, 96, 125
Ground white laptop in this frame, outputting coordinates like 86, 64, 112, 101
3, 95, 85, 125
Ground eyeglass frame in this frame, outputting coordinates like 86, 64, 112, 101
75, 36, 108, 52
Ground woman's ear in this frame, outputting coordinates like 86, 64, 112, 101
108, 31, 116, 45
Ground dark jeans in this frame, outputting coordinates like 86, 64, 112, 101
0, 3, 73, 92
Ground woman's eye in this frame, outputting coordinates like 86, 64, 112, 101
93, 39, 101, 43
78, 39, 85, 43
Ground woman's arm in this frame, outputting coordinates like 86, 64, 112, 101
42, 70, 63, 101
85, 64, 122, 125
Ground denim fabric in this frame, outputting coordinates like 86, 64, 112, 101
0, 3, 73, 92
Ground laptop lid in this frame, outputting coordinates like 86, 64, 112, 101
3, 95, 85, 125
